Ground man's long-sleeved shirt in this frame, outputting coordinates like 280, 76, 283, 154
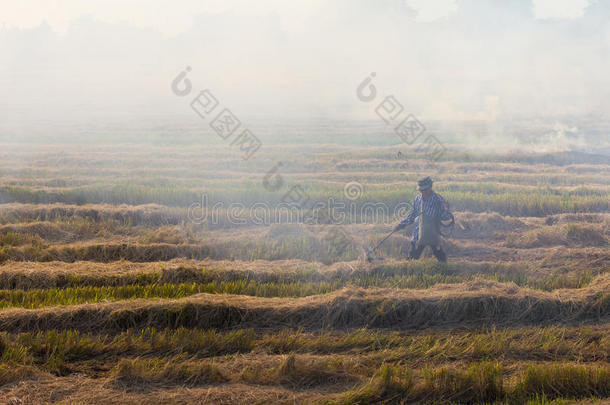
399, 192, 451, 242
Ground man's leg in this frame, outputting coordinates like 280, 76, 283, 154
408, 242, 424, 259
432, 245, 447, 263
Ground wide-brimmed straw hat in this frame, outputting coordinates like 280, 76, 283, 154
417, 176, 433, 191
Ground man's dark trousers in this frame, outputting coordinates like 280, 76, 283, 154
409, 242, 447, 262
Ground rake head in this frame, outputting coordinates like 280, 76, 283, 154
362, 246, 385, 262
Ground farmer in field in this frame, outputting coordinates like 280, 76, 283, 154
394, 176, 451, 262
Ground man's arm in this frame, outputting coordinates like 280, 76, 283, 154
436, 193, 452, 220
394, 195, 419, 230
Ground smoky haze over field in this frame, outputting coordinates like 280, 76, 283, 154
1, 0, 610, 151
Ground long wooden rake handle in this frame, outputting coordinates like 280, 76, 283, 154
373, 229, 398, 250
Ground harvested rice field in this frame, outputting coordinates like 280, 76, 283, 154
0, 143, 609, 404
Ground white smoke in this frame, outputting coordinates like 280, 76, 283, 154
0, 0, 609, 150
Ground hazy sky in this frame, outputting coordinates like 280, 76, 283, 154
1, 0, 609, 141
